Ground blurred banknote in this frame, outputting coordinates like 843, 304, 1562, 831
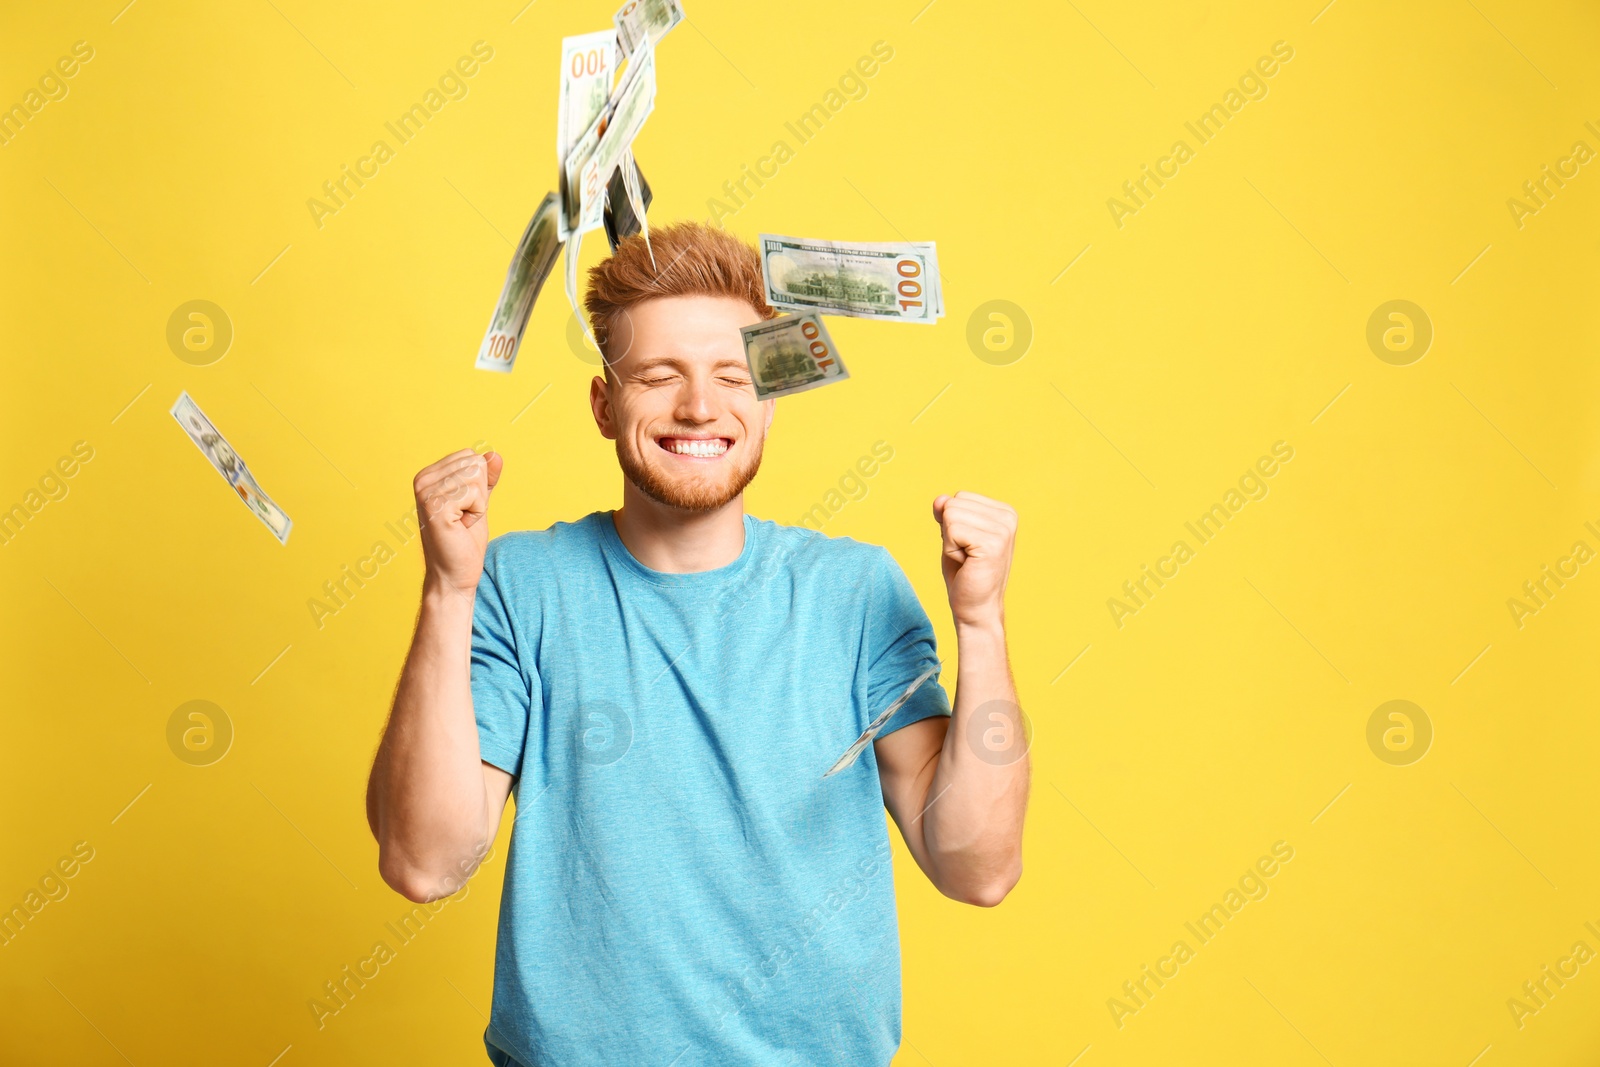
476, 192, 564, 373
557, 30, 618, 239
604, 154, 653, 251
170, 391, 292, 544
823, 664, 939, 778
565, 35, 656, 236
740, 313, 849, 401
614, 0, 683, 56
562, 36, 656, 326
759, 234, 943, 324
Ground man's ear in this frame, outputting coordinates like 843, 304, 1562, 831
762, 397, 776, 434
590, 374, 617, 440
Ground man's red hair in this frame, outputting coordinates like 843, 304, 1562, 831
583, 221, 778, 365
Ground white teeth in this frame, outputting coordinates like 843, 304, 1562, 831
665, 438, 727, 457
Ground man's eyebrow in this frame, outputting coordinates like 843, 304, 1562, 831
624, 356, 752, 374
625, 356, 685, 374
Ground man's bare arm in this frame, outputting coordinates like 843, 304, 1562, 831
365, 449, 514, 903
875, 493, 1029, 906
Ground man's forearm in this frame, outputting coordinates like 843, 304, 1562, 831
367, 580, 493, 899
920, 618, 1030, 905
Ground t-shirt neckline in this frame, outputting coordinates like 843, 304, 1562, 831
594, 510, 759, 587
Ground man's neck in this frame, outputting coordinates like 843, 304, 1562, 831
611, 482, 747, 574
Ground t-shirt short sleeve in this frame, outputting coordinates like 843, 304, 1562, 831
472, 560, 538, 780
864, 547, 951, 737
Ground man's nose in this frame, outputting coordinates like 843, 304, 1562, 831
675, 376, 717, 423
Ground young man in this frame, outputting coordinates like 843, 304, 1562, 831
366, 222, 1029, 1066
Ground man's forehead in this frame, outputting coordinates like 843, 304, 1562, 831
608, 296, 760, 372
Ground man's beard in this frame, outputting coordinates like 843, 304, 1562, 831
616, 433, 765, 513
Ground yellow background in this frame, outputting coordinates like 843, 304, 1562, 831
3, 0, 1598, 1063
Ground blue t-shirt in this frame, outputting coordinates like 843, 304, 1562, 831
470, 511, 950, 1067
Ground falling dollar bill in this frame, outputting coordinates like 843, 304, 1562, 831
740, 313, 849, 401
170, 392, 292, 544
823, 664, 940, 779
476, 192, 564, 373
565, 225, 588, 344
604, 154, 652, 252
557, 30, 618, 241
759, 235, 943, 324
614, 0, 683, 57
562, 35, 657, 329
619, 152, 654, 266
565, 34, 656, 237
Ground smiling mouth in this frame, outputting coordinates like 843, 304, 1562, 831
657, 436, 732, 459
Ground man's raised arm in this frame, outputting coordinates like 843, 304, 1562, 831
875, 491, 1029, 906
365, 448, 513, 904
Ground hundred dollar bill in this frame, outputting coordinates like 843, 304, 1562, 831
823, 664, 939, 779
170, 391, 292, 544
564, 34, 656, 237
614, 0, 683, 57
476, 192, 564, 373
759, 235, 943, 324
740, 313, 848, 401
562, 36, 656, 326
557, 30, 618, 240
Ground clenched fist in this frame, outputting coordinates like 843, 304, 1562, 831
932, 491, 1018, 628
414, 448, 503, 596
